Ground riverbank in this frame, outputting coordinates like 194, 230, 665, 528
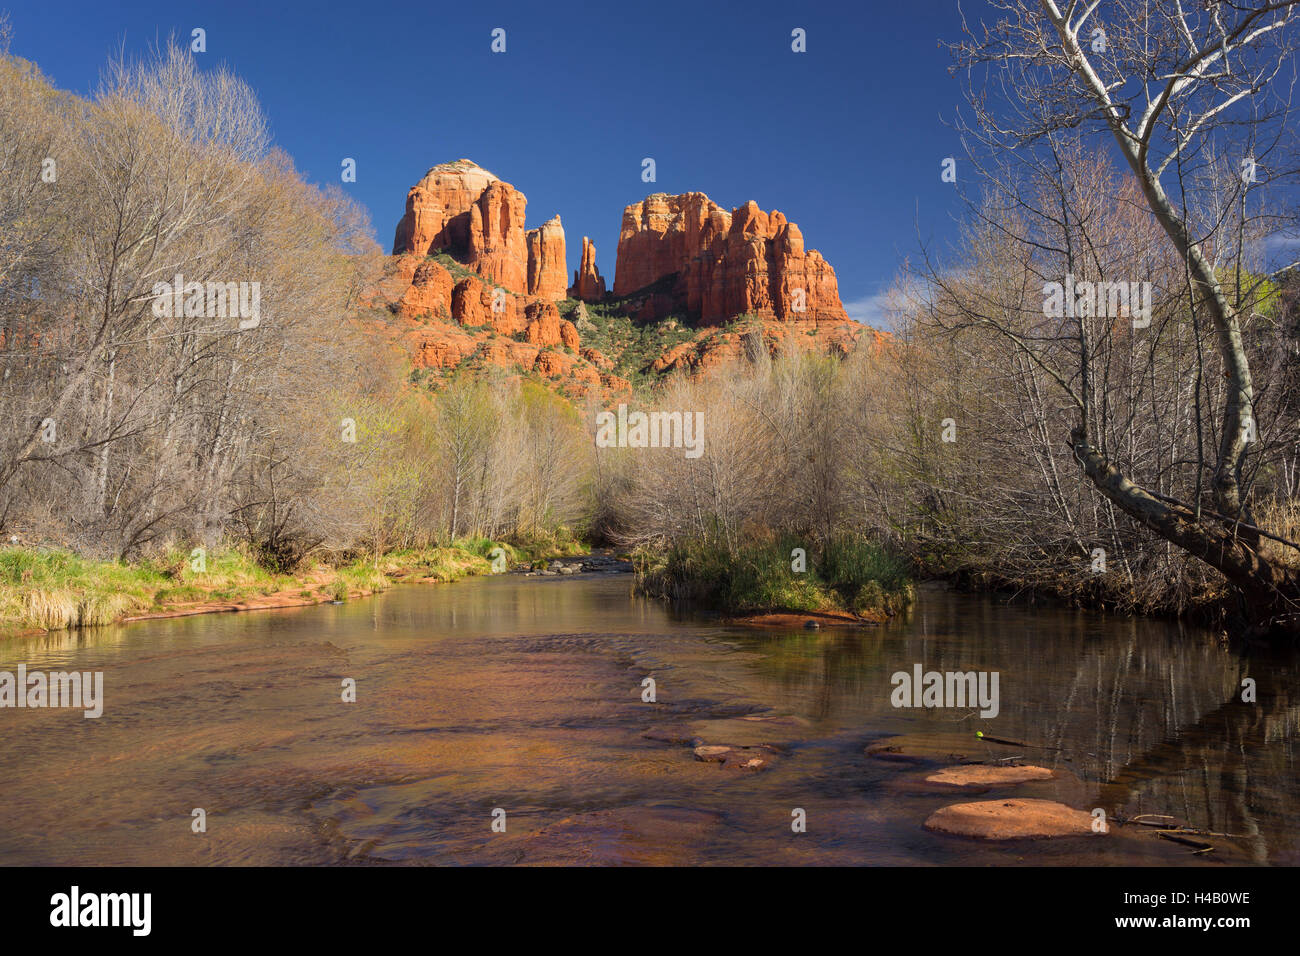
0, 535, 588, 638
633, 534, 914, 624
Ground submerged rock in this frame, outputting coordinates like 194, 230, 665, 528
692, 743, 778, 771
693, 745, 732, 760
640, 725, 700, 746
517, 807, 723, 865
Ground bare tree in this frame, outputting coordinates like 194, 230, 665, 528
951, 0, 1300, 632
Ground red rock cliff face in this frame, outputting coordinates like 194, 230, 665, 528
392, 159, 565, 300
613, 192, 848, 324
526, 215, 567, 300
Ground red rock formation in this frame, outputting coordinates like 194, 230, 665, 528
396, 259, 455, 320
467, 180, 529, 292
392, 160, 500, 257
522, 300, 580, 349
374, 167, 875, 402
526, 216, 568, 300
525, 300, 562, 347
365, 257, 623, 401
392, 159, 564, 299
560, 319, 580, 350
614, 192, 848, 324
569, 236, 606, 301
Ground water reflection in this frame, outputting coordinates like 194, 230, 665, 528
0, 575, 1294, 865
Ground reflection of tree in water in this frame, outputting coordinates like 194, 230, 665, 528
739, 589, 1300, 862
1093, 661, 1300, 865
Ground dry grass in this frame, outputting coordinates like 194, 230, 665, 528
1256, 498, 1300, 570
0, 538, 549, 634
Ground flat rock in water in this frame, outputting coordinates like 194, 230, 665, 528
924, 764, 1055, 788
866, 732, 1026, 765
692, 745, 733, 760
924, 798, 1099, 840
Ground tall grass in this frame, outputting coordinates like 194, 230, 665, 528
0, 528, 595, 634
636, 533, 912, 618
818, 534, 912, 614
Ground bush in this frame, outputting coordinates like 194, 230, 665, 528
636, 533, 912, 619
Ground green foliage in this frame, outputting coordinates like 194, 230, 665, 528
429, 251, 481, 284
556, 299, 697, 386
636, 533, 912, 619
818, 534, 911, 599
0, 536, 584, 631
0, 545, 282, 631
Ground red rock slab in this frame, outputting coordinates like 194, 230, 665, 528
924, 799, 1100, 840
517, 807, 723, 866
924, 765, 1056, 789
640, 725, 700, 746
731, 610, 865, 628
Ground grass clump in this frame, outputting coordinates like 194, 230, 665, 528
635, 533, 912, 619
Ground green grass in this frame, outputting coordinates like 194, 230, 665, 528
0, 527, 594, 634
818, 534, 912, 615
326, 529, 589, 598
0, 545, 277, 631
428, 251, 484, 285
635, 533, 913, 619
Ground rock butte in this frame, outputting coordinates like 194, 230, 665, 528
374, 159, 883, 399
569, 236, 606, 302
392, 159, 566, 300
865, 732, 1026, 764
614, 192, 849, 324
923, 799, 1099, 840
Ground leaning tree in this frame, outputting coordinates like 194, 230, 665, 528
949, 0, 1300, 634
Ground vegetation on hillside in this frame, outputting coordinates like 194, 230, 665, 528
556, 298, 697, 385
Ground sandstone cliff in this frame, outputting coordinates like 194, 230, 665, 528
613, 192, 848, 324
392, 159, 566, 300
375, 162, 873, 401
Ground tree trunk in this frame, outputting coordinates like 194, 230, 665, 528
1070, 424, 1300, 633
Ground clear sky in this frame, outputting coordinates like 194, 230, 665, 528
5, 0, 977, 326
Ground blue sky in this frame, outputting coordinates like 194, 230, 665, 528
6, 0, 976, 326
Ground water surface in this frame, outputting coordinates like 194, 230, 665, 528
1, 574, 1296, 866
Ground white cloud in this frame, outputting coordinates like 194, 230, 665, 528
843, 292, 890, 328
